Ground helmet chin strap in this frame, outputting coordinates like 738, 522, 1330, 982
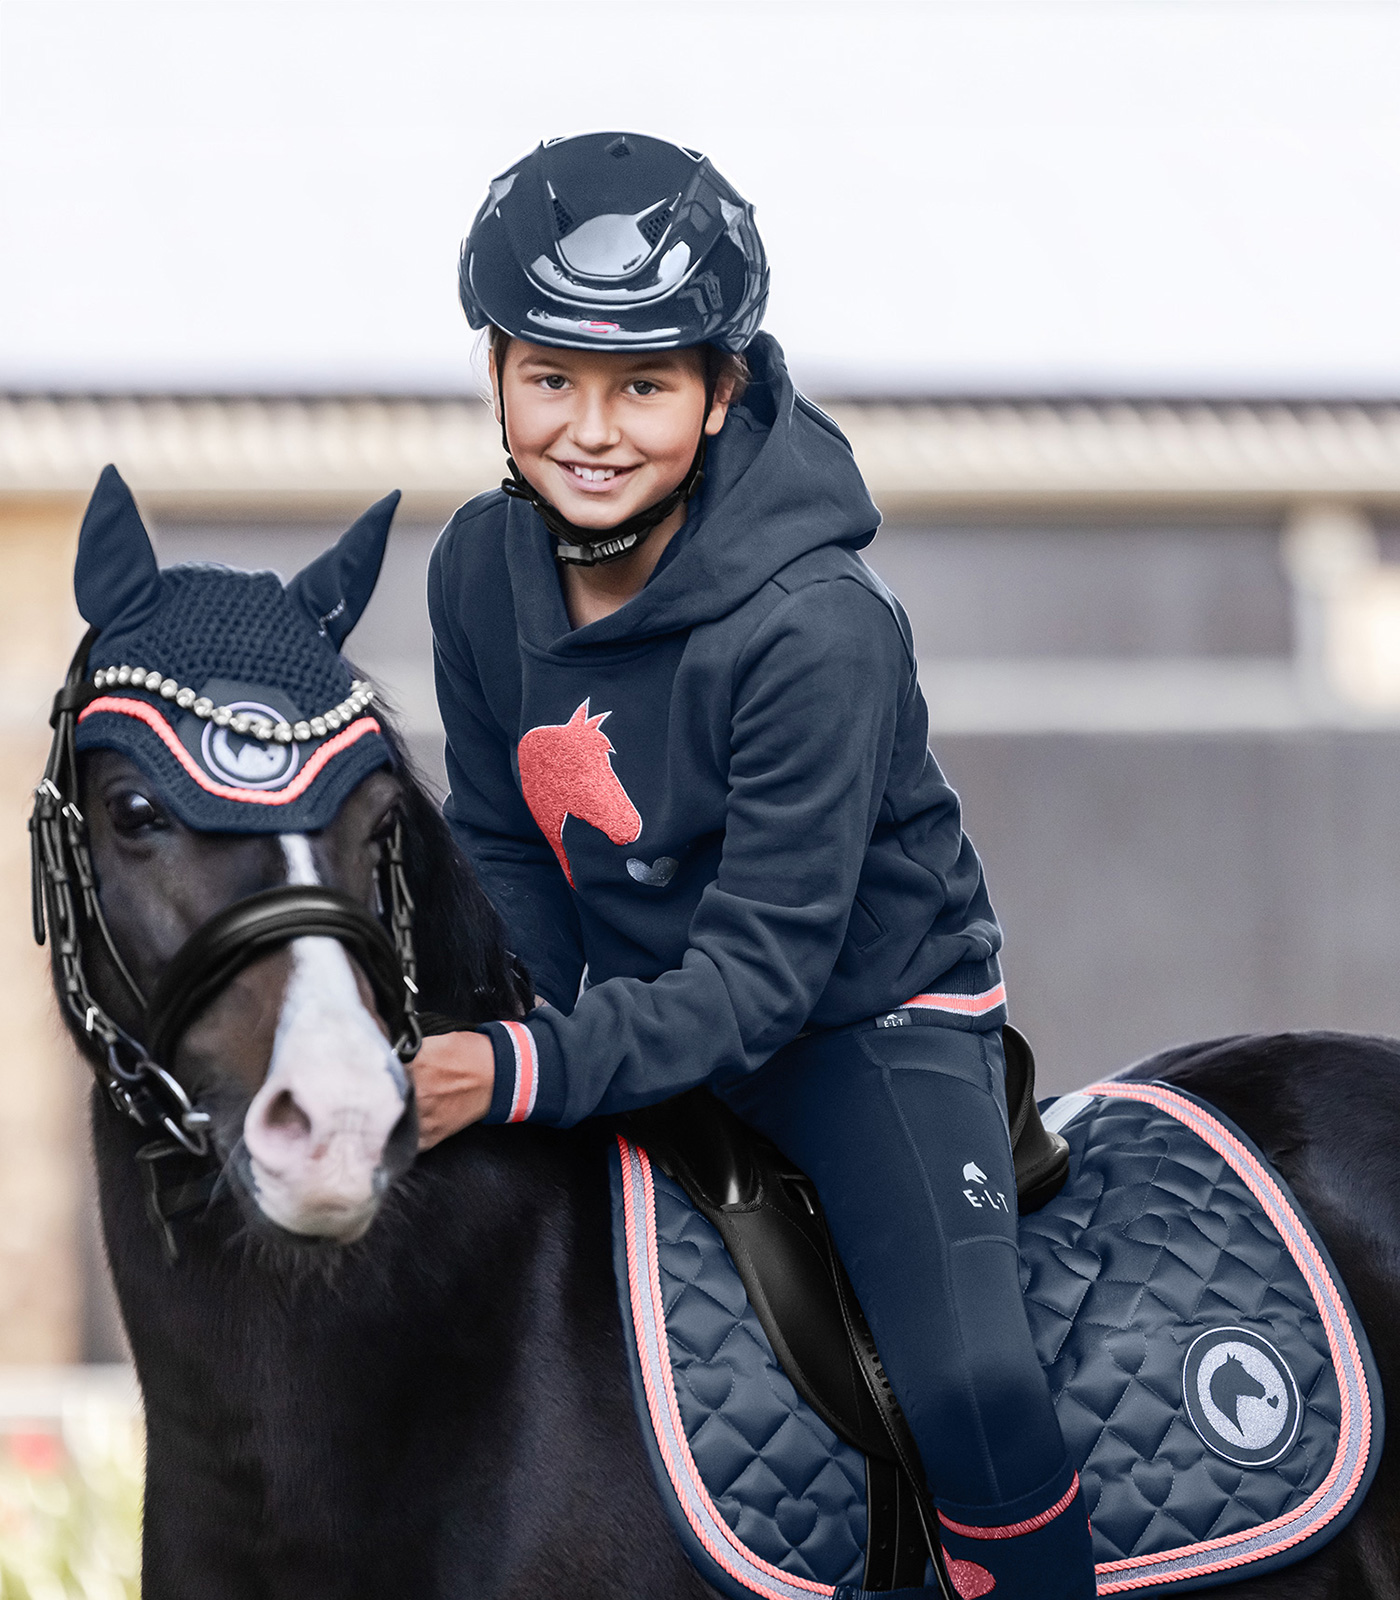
495, 377, 710, 568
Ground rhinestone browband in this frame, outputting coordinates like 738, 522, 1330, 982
90, 665, 375, 746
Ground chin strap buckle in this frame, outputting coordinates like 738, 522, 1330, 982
552, 530, 645, 566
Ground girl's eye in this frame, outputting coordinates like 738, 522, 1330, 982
107, 790, 168, 836
540, 374, 568, 391
631, 380, 659, 396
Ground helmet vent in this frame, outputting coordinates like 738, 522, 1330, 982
639, 208, 671, 248
551, 197, 574, 236
605, 136, 632, 159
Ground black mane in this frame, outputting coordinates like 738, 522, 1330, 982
377, 709, 532, 1029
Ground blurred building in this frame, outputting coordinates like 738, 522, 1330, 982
4, 390, 1400, 1361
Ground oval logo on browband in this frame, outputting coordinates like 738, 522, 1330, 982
1182, 1326, 1302, 1467
200, 701, 301, 790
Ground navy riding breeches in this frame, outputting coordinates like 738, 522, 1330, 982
718, 1017, 1094, 1600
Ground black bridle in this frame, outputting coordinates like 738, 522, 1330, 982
30, 629, 423, 1182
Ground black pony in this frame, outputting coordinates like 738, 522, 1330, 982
36, 478, 1400, 1598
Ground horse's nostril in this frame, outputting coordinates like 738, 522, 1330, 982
263, 1089, 312, 1139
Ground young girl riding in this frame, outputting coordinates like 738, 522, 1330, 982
415, 131, 1094, 1600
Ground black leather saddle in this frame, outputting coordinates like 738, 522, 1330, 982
625, 1024, 1069, 1594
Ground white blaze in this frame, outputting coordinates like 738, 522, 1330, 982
241, 835, 408, 1240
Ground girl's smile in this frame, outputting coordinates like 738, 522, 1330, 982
554, 459, 635, 492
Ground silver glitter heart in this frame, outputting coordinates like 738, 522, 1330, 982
626, 856, 678, 888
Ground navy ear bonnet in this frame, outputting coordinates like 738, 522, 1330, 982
73, 466, 400, 834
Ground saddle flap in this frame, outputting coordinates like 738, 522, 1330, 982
627, 1089, 905, 1467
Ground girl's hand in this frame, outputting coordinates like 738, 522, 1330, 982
410, 1030, 497, 1149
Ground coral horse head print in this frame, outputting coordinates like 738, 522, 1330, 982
517, 700, 642, 886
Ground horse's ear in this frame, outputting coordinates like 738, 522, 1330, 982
73, 465, 163, 632
286, 490, 401, 647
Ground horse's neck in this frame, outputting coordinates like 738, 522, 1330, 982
94, 1097, 616, 1569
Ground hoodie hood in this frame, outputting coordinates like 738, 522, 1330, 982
503, 333, 881, 652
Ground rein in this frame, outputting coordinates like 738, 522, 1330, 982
29, 630, 423, 1245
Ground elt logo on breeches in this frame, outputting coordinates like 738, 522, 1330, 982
962, 1159, 1010, 1212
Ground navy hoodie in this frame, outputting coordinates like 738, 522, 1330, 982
427, 335, 1003, 1128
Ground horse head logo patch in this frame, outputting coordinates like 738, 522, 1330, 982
517, 700, 642, 888
200, 701, 301, 790
1182, 1327, 1302, 1467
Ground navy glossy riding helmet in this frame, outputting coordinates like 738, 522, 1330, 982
459, 131, 768, 355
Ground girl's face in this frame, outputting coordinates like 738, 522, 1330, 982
493, 339, 731, 531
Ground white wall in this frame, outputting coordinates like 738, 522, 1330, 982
3, 0, 1400, 395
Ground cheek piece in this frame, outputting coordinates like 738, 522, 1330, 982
496, 372, 713, 569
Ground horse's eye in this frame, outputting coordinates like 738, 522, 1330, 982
370, 806, 401, 846
107, 790, 168, 836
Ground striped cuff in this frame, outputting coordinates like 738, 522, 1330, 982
480, 1019, 541, 1124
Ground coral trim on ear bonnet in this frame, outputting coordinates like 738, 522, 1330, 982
72, 465, 399, 833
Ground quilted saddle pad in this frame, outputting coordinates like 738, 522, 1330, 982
610, 1079, 1383, 1599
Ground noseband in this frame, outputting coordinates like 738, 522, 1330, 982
30, 629, 423, 1170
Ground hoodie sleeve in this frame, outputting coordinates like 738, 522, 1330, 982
477, 576, 910, 1126
428, 543, 585, 1013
